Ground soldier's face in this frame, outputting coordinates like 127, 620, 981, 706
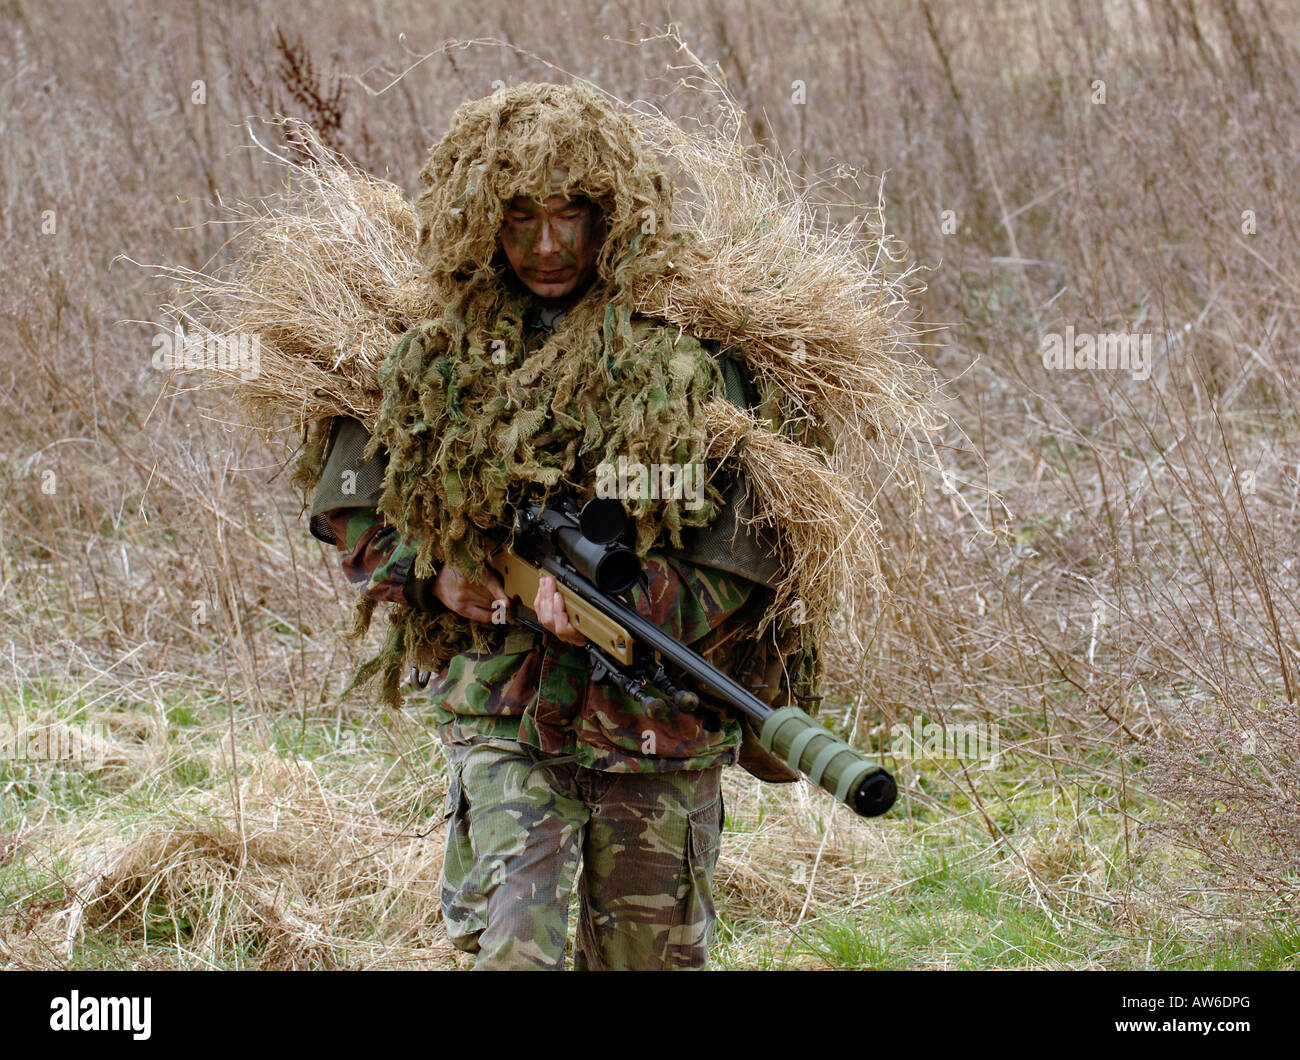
500, 194, 606, 300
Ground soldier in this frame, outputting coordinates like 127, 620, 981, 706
306, 83, 796, 970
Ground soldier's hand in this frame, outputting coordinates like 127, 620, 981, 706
433, 565, 510, 624
535, 575, 588, 647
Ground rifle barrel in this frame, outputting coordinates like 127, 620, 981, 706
528, 549, 897, 818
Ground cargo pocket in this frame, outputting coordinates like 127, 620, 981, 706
441, 768, 465, 823
664, 792, 723, 969
439, 760, 484, 952
687, 796, 723, 866
440, 761, 472, 895
437, 734, 474, 823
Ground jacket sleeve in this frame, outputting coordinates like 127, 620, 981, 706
662, 465, 784, 588
661, 346, 785, 588
319, 507, 445, 613
308, 415, 443, 613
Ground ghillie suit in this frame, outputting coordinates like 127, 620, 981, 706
160, 75, 940, 717
299, 83, 814, 708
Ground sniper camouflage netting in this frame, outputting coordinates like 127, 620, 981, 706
327, 84, 758, 703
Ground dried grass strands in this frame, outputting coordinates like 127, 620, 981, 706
49, 749, 453, 969
705, 398, 883, 639
151, 121, 436, 430
630, 101, 939, 455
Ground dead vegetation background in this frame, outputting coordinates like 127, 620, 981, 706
2, 0, 1298, 969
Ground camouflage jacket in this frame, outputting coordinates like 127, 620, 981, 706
314, 306, 786, 774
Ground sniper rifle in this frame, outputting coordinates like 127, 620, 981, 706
477, 494, 897, 818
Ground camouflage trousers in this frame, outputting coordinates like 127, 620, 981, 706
438, 732, 725, 970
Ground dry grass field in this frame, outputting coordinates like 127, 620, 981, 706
2, 0, 1299, 969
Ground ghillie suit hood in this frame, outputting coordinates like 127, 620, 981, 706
346, 83, 741, 700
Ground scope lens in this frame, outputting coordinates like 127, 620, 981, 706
579, 498, 629, 544
594, 549, 641, 594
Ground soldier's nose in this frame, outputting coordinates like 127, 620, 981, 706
536, 221, 560, 255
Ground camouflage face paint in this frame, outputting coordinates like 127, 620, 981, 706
500, 194, 606, 301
